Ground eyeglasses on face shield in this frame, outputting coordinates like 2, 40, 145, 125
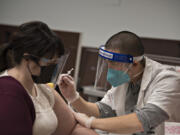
40, 57, 62, 66
23, 54, 62, 66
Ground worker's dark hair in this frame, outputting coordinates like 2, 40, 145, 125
105, 31, 144, 57
0, 21, 64, 72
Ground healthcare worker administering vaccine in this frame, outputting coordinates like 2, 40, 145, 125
59, 31, 180, 135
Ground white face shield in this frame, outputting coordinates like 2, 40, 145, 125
94, 45, 143, 90
50, 53, 70, 86
24, 52, 70, 87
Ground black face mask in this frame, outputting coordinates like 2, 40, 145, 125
31, 64, 57, 84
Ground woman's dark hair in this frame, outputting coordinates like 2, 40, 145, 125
0, 21, 64, 72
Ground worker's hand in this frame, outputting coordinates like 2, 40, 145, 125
58, 74, 79, 103
73, 112, 95, 128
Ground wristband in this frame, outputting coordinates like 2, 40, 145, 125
68, 91, 80, 104
85, 116, 95, 128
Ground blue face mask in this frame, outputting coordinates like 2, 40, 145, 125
107, 68, 130, 87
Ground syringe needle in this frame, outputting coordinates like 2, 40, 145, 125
67, 68, 74, 75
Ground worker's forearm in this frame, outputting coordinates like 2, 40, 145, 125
91, 113, 144, 134
71, 96, 100, 117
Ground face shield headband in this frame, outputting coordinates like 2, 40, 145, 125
99, 46, 143, 63
50, 53, 70, 86
94, 46, 144, 90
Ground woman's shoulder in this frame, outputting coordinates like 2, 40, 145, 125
0, 76, 27, 97
0, 70, 19, 93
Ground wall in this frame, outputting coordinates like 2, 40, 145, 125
0, 0, 180, 47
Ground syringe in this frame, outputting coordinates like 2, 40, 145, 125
47, 68, 74, 89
